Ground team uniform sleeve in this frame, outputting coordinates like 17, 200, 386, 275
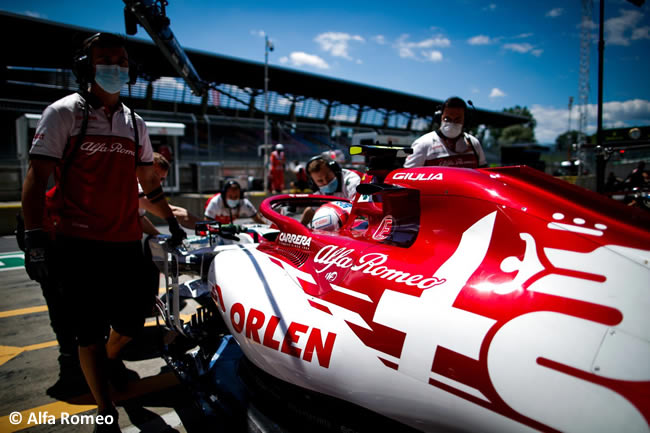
204, 195, 221, 219
403, 136, 429, 168
471, 136, 487, 167
239, 199, 258, 217
29, 103, 74, 160
136, 114, 153, 166
343, 171, 361, 200
137, 182, 147, 216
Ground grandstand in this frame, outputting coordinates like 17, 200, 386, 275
0, 11, 527, 199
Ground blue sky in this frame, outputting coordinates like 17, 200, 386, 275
3, 0, 650, 143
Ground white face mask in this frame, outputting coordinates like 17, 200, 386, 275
440, 121, 463, 139
226, 198, 240, 208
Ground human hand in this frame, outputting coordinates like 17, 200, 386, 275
166, 217, 187, 248
24, 229, 48, 282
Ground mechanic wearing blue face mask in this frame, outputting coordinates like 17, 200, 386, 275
299, 155, 361, 226
306, 156, 360, 199
404, 96, 487, 168
204, 179, 266, 224
22, 33, 186, 428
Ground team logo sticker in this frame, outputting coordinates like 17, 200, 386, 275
278, 232, 312, 249
372, 215, 394, 241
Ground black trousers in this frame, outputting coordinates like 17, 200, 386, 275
54, 236, 147, 346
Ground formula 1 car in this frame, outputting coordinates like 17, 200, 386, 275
152, 144, 650, 433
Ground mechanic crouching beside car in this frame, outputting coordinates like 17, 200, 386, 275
21, 33, 186, 432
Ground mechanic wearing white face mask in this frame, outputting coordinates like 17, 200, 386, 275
404, 97, 486, 168
204, 179, 266, 224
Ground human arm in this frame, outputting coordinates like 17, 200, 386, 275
468, 135, 487, 168
21, 159, 57, 281
343, 170, 361, 200
170, 204, 201, 230
138, 193, 200, 230
403, 137, 429, 168
300, 207, 315, 226
252, 212, 267, 225
140, 215, 160, 236
238, 199, 267, 225
137, 165, 185, 245
22, 159, 57, 230
137, 165, 174, 219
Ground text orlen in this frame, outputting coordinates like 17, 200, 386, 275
278, 232, 312, 249
314, 245, 446, 290
229, 302, 336, 368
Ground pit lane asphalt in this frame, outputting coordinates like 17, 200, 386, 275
0, 231, 216, 433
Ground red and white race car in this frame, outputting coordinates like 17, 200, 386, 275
205, 161, 650, 432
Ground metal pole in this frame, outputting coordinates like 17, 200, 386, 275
263, 35, 270, 193
596, 0, 605, 193
568, 96, 573, 161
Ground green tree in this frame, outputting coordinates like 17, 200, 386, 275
503, 105, 536, 129
499, 125, 535, 145
555, 130, 580, 151
488, 105, 537, 149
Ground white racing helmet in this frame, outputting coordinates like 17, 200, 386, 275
309, 201, 352, 231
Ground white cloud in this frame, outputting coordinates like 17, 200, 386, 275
314, 32, 365, 61
514, 33, 533, 39
503, 42, 534, 54
280, 52, 330, 70
468, 35, 492, 45
546, 8, 564, 18
471, 87, 480, 94
632, 26, 650, 41
395, 34, 450, 61
483, 4, 497, 11
605, 9, 644, 46
422, 50, 443, 62
531, 99, 650, 143
250, 29, 265, 38
502, 42, 544, 57
490, 88, 506, 98
398, 47, 414, 59
24, 10, 46, 18
372, 35, 386, 45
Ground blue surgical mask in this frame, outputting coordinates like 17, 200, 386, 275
226, 198, 240, 208
320, 177, 338, 194
94, 65, 129, 94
